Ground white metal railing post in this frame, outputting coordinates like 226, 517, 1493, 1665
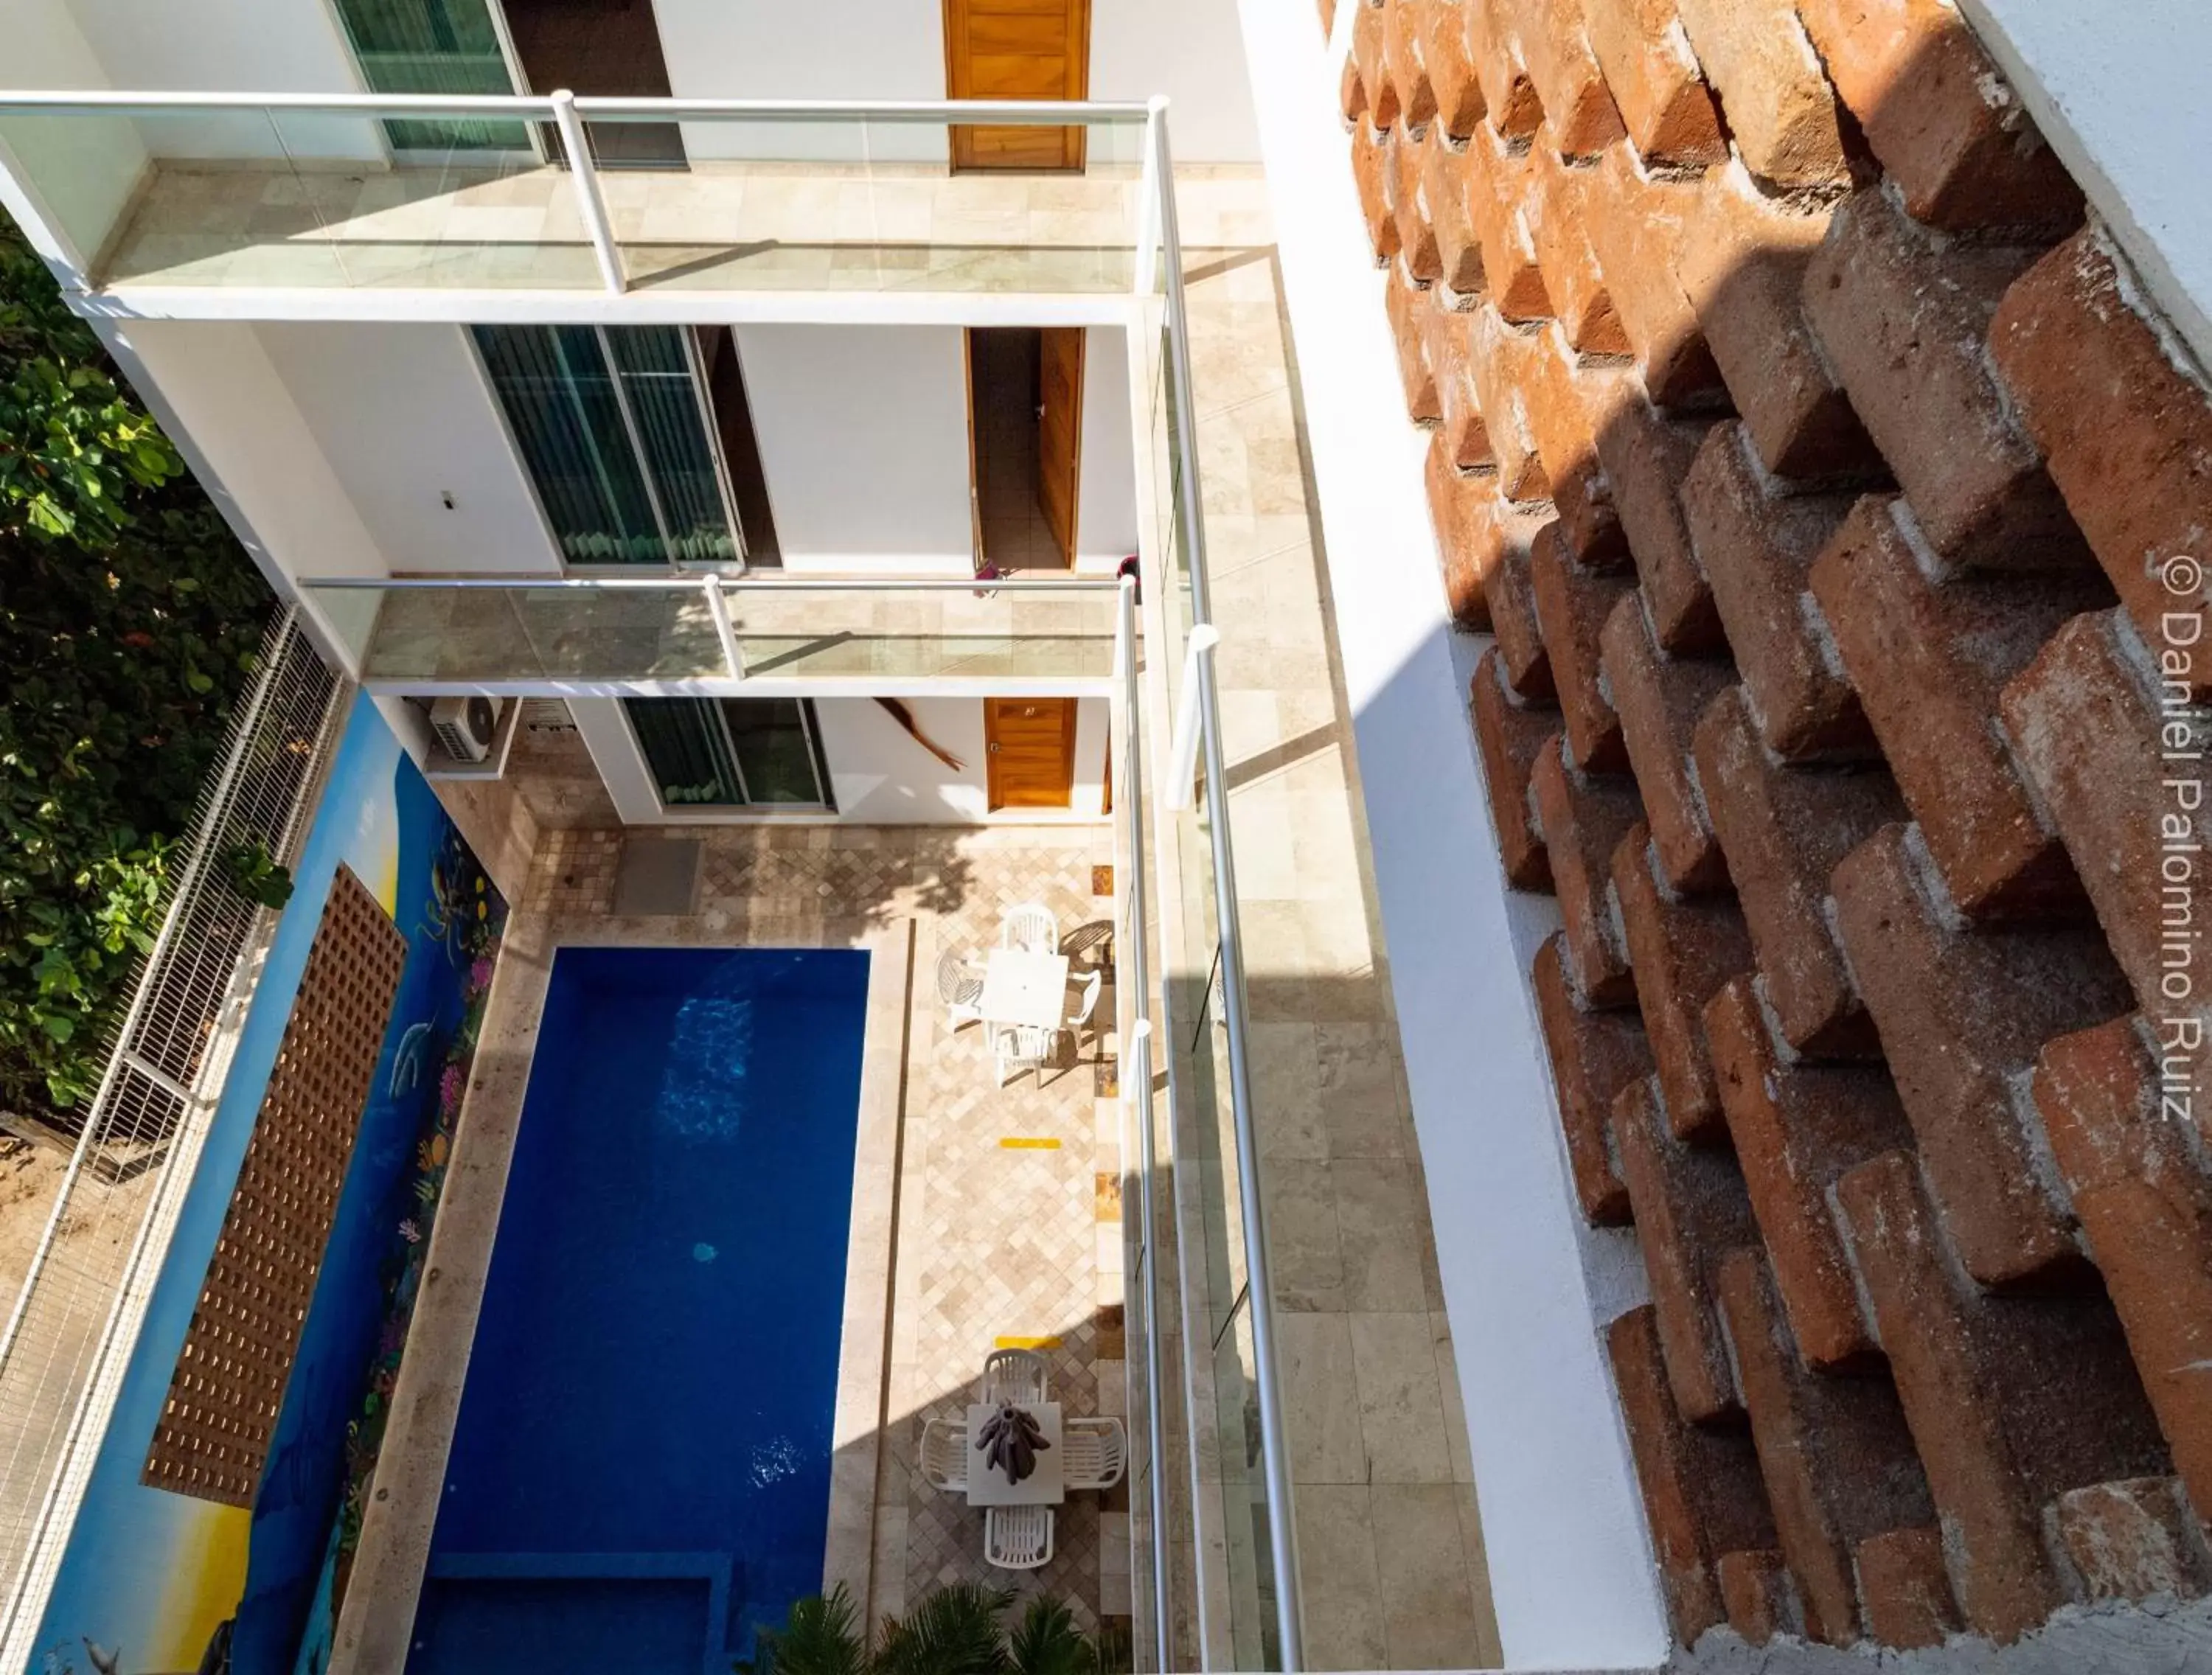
1117, 574, 1174, 1671
1131, 96, 1166, 299
550, 88, 625, 295
1154, 111, 1306, 1670
703, 575, 744, 678
1165, 624, 1218, 811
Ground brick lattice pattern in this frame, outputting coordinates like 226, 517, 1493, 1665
143, 866, 406, 1507
1343, 0, 2212, 1653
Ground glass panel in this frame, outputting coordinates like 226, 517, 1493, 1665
328, 0, 527, 153
606, 326, 739, 565
300, 582, 727, 680
721, 699, 825, 805
627, 696, 743, 807
475, 325, 667, 565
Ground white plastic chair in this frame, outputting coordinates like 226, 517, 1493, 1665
998, 902, 1060, 954
1063, 1416, 1127, 1491
937, 948, 985, 1030
993, 1024, 1051, 1085
919, 1417, 970, 1492
1063, 970, 1103, 1046
981, 1347, 1050, 1405
984, 1504, 1054, 1570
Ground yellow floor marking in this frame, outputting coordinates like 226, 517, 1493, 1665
998, 1136, 1061, 1149
995, 1335, 1062, 1351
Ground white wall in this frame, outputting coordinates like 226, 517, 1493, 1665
1959, 0, 2212, 372
1075, 324, 1140, 568
254, 322, 562, 576
573, 694, 1107, 824
649, 0, 1257, 164
0, 0, 142, 272
734, 324, 976, 571
1234, 3, 1671, 1668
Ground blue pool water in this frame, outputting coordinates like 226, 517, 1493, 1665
408, 947, 871, 1675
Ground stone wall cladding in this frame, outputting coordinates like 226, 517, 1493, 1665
1344, 0, 2212, 1653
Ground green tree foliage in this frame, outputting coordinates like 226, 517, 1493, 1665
747, 1585, 1127, 1675
0, 215, 271, 1117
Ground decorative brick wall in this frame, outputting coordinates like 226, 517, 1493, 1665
1342, 0, 2212, 1651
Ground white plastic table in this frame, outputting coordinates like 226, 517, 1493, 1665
964, 1401, 1065, 1506
978, 949, 1071, 1031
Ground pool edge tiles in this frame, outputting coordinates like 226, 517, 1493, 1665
328, 916, 911, 1675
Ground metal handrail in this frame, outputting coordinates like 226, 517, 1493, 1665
1116, 576, 1173, 1669
300, 574, 1123, 591
0, 91, 1150, 122
1152, 114, 1305, 1671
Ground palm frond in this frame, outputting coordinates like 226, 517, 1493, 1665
1005, 1597, 1094, 1675
870, 1582, 1015, 1675
747, 1582, 867, 1675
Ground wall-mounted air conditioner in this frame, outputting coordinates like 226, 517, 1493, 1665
429, 696, 504, 763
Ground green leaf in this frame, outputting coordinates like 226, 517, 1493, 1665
38, 1012, 74, 1043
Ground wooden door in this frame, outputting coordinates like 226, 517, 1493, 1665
985, 697, 1077, 810
1037, 327, 1084, 567
943, 0, 1091, 172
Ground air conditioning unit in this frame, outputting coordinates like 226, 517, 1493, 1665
429, 696, 504, 764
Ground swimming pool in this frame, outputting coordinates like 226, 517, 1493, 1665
408, 946, 871, 1675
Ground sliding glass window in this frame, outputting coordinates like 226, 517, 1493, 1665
627, 698, 835, 810
328, 0, 528, 153
476, 325, 742, 568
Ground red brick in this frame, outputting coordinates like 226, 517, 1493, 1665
1591, 394, 1725, 652
1717, 1246, 1938, 1645
1579, 144, 1728, 409
1693, 689, 1902, 1056
1422, 304, 1497, 472
1497, 0, 1624, 158
1533, 932, 1646, 1222
1461, 122, 1554, 321
1854, 1526, 1961, 1649
1672, 167, 1882, 483
1707, 978, 1909, 1367
1380, 261, 1433, 420
1465, 0, 1543, 140
1352, 0, 1402, 131
1680, 425, 1872, 760
2052, 1477, 2212, 1603
2035, 1017, 2212, 1521
1613, 1074, 1758, 1421
2006, 611, 2212, 1017
1671, 0, 1849, 189
1531, 737, 1643, 1003
1833, 1152, 2174, 1643
1612, 823, 1756, 1140
1716, 1548, 1798, 1645
1469, 647, 1554, 891
1795, 0, 2081, 238
1831, 824, 2130, 1286
1426, 432, 1492, 627
1517, 322, 1631, 567
1989, 230, 2212, 699
1422, 0, 1486, 137
1351, 120, 1400, 263
1802, 192, 2094, 574
1340, 46, 1369, 128
1523, 130, 1629, 355
1530, 521, 1633, 770
1582, 0, 1725, 167
1382, 0, 1439, 133
1811, 497, 2106, 921
1458, 305, 1549, 498
1608, 1303, 1777, 1646
1385, 262, 1441, 422
1419, 131, 1489, 296
1601, 594, 1732, 893
1390, 128, 1443, 285
1482, 518, 1556, 699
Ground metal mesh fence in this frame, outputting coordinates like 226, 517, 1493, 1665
0, 611, 345, 1648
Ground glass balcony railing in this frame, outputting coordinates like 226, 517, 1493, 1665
0, 92, 1154, 299
298, 575, 1126, 689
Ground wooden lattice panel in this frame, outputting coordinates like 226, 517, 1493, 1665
143, 864, 406, 1507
